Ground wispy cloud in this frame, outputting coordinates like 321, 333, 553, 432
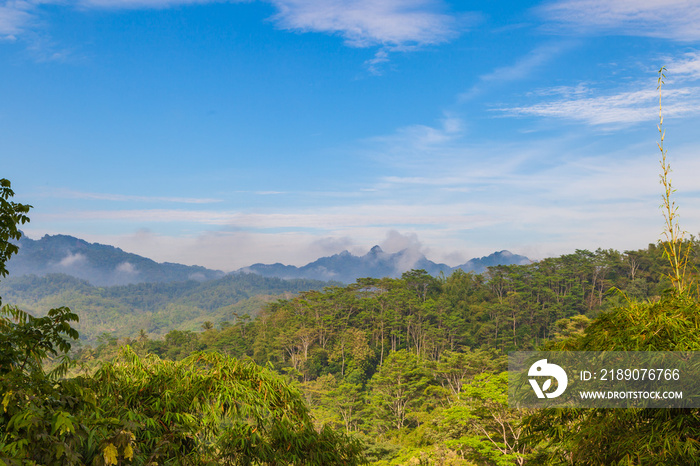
540, 0, 700, 41
51, 189, 223, 204
364, 48, 390, 75
500, 84, 700, 126
526, 82, 591, 98
3, 0, 467, 49
39, 206, 480, 229
665, 52, 700, 81
1, 0, 241, 38
501, 88, 656, 125
2, 0, 469, 72
460, 42, 573, 101
498, 52, 700, 126
269, 0, 463, 49
270, 0, 474, 73
479, 45, 563, 83
252, 191, 285, 195
366, 114, 466, 167
0, 1, 34, 38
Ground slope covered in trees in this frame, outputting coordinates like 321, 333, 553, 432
147, 243, 696, 368
0, 272, 337, 342
81, 239, 699, 464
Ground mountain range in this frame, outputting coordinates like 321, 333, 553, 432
7, 234, 531, 286
240, 245, 531, 283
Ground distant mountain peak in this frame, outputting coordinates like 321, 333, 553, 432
459, 250, 531, 273
369, 245, 383, 255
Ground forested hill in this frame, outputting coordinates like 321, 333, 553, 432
4, 241, 690, 347
151, 243, 689, 368
0, 272, 337, 342
8, 233, 225, 286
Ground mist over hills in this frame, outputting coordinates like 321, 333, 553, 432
241, 245, 531, 283
8, 234, 531, 286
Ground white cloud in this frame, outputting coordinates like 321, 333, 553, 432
0, 1, 34, 38
540, 0, 700, 41
58, 252, 87, 267
527, 83, 591, 98
493, 50, 700, 127
378, 230, 428, 272
269, 0, 463, 49
393, 116, 464, 145
665, 52, 700, 81
366, 114, 466, 167
2, 0, 468, 74
502, 88, 656, 125
364, 48, 390, 75
380, 229, 422, 254
500, 82, 700, 126
34, 95, 700, 271
116, 261, 137, 273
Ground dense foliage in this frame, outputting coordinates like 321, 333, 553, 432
0, 178, 364, 466
129, 242, 697, 369
0, 272, 336, 342
524, 293, 700, 465
72, 238, 700, 464
1, 309, 365, 465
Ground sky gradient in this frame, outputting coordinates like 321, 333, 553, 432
2, 0, 700, 271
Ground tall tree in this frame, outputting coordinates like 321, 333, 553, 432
369, 350, 433, 432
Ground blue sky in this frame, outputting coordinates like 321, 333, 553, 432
2, 0, 700, 271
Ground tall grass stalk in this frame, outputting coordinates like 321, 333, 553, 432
657, 67, 692, 294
